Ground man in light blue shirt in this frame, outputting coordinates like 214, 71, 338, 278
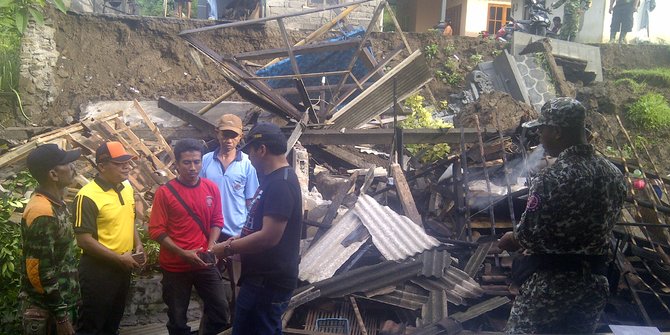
200, 114, 259, 241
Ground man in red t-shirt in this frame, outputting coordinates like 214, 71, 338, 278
149, 139, 230, 335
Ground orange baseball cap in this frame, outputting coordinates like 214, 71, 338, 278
95, 141, 135, 164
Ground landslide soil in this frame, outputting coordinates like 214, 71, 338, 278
42, 10, 670, 173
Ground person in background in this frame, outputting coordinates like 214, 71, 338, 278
149, 139, 230, 335
609, 0, 640, 43
200, 114, 258, 244
21, 144, 81, 335
552, 0, 591, 41
207, 0, 217, 20
211, 123, 302, 335
551, 16, 562, 34
176, 0, 191, 18
200, 114, 259, 291
74, 141, 144, 335
442, 19, 453, 36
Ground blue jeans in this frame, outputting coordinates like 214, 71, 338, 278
207, 0, 217, 19
232, 282, 292, 335
161, 267, 230, 335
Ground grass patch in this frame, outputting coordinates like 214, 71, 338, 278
619, 68, 670, 88
614, 77, 647, 94
626, 93, 670, 130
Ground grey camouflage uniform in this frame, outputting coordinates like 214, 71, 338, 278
505, 98, 627, 334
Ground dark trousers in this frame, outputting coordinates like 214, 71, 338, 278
161, 267, 230, 335
232, 282, 292, 335
76, 254, 131, 335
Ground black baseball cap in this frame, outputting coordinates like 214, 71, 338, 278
240, 122, 287, 153
26, 144, 81, 180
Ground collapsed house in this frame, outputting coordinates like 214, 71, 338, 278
2, 0, 670, 334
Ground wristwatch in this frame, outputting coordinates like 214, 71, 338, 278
223, 239, 235, 257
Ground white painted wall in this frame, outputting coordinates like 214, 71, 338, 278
511, 0, 670, 43
463, 0, 512, 37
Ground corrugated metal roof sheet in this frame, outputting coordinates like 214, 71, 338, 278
354, 195, 441, 261
418, 249, 453, 278
356, 290, 427, 311
420, 290, 448, 327
299, 210, 370, 283
328, 50, 433, 130
313, 259, 423, 298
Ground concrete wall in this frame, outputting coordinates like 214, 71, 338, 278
18, 22, 66, 126
266, 0, 383, 31
511, 0, 670, 43
463, 0, 512, 37
413, 0, 443, 32
397, 0, 512, 35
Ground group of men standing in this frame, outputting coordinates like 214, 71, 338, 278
20, 114, 302, 335
551, 0, 641, 43
17, 98, 630, 335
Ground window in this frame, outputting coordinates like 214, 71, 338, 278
487, 4, 511, 35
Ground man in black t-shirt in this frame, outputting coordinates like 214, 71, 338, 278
211, 122, 302, 335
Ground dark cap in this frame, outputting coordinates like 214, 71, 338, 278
95, 141, 135, 164
522, 97, 586, 128
240, 122, 287, 153
27, 144, 81, 180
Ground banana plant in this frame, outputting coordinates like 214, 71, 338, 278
0, 0, 67, 35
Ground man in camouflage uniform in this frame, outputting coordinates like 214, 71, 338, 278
499, 97, 627, 334
552, 0, 591, 41
21, 144, 81, 335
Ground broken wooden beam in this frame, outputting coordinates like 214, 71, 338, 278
391, 163, 422, 226
235, 38, 363, 61
300, 128, 497, 146
157, 97, 217, 134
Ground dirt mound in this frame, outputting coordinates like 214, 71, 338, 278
47, 8, 296, 123
454, 91, 538, 131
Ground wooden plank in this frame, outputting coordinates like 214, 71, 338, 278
0, 111, 122, 169
179, 0, 371, 35
235, 38, 362, 61
328, 1, 386, 115
300, 128, 497, 145
390, 163, 422, 226
133, 100, 175, 163
326, 46, 404, 113
349, 296, 368, 335
263, 4, 361, 68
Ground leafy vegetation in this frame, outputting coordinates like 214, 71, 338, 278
618, 68, 670, 88
424, 43, 439, 60
400, 94, 452, 163
443, 43, 455, 55
626, 93, 670, 130
136, 222, 161, 274
0, 0, 67, 122
0, 170, 36, 333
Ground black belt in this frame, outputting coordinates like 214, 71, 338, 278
535, 254, 608, 276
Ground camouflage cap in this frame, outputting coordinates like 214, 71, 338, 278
522, 97, 586, 128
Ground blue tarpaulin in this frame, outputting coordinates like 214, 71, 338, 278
255, 28, 374, 90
